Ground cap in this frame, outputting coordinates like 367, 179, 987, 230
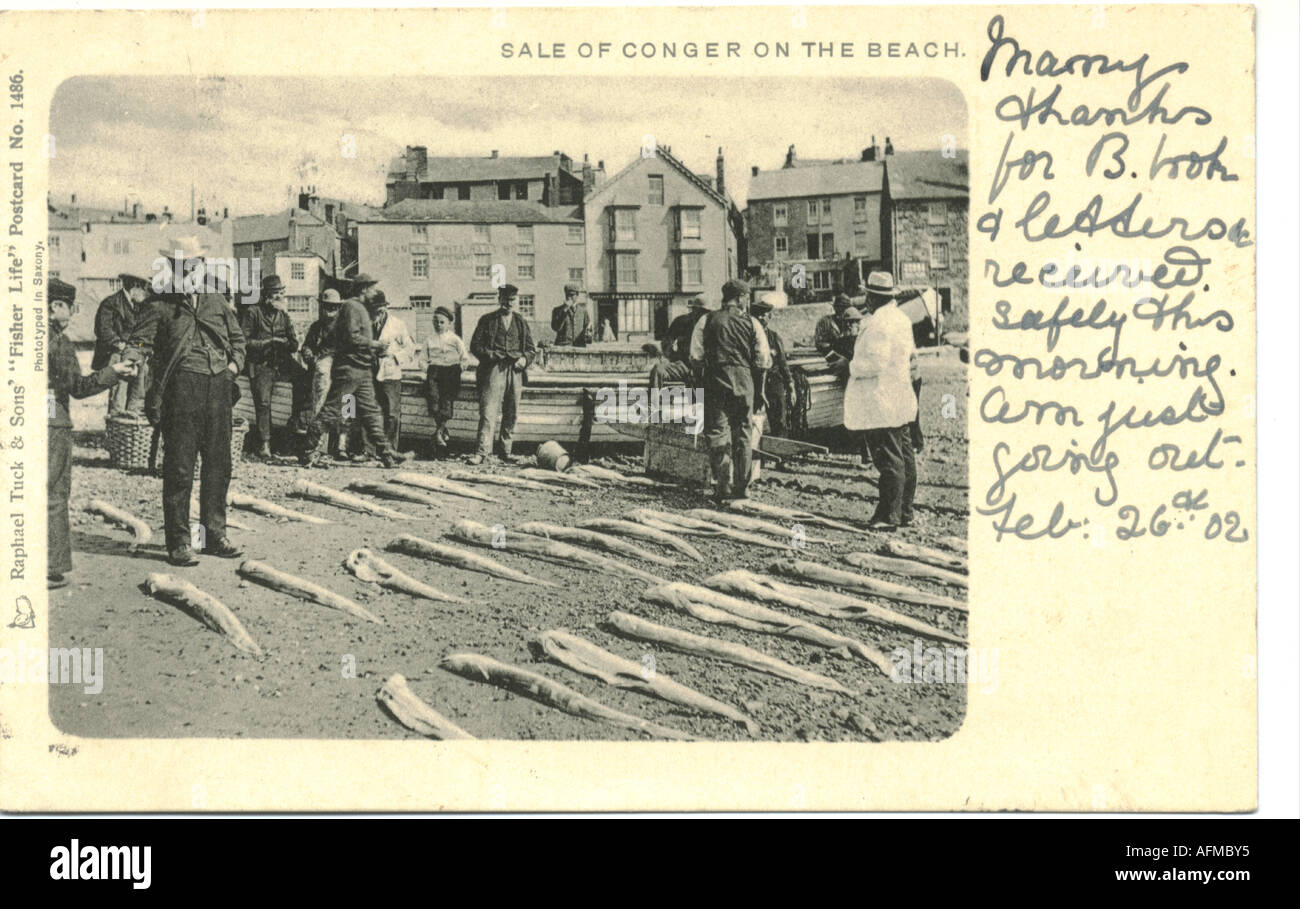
563, 283, 581, 296
721, 278, 750, 303
865, 270, 897, 297
687, 295, 707, 308
351, 272, 379, 287
50, 277, 77, 306
434, 306, 454, 322
320, 288, 342, 305
842, 306, 864, 322
498, 283, 519, 299
260, 274, 286, 297
118, 273, 150, 291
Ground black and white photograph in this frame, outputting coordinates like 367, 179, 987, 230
42, 74, 970, 743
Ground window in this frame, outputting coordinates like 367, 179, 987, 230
822, 198, 833, 218
516, 224, 534, 247
774, 235, 788, 256
853, 230, 868, 255
286, 296, 312, 314
517, 252, 535, 280
498, 182, 511, 201
821, 233, 835, 257
107, 278, 122, 293
112, 239, 131, 254
854, 196, 867, 222
290, 262, 306, 280
458, 185, 471, 200
901, 261, 928, 283
431, 186, 445, 200
514, 182, 529, 200
678, 208, 701, 241
567, 224, 584, 245
648, 175, 664, 205
413, 224, 428, 237
568, 267, 585, 284
806, 200, 819, 224
773, 203, 788, 227
474, 252, 492, 279
474, 224, 491, 243
811, 270, 833, 291
928, 202, 947, 225
678, 252, 704, 289
806, 233, 820, 259
411, 252, 429, 279
929, 241, 949, 270
409, 296, 432, 309
49, 234, 60, 248
613, 208, 637, 243
518, 294, 535, 316
614, 252, 638, 286
251, 242, 263, 256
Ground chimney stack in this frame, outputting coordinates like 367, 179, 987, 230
131, 202, 141, 220
751, 165, 759, 177
715, 147, 726, 196
581, 154, 597, 195
162, 205, 172, 222
491, 149, 499, 158
884, 137, 894, 156
784, 144, 796, 168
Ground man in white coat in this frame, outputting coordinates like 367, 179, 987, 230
845, 271, 918, 530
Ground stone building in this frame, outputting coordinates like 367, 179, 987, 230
232, 208, 340, 281
385, 146, 596, 209
355, 198, 587, 343
584, 145, 743, 344
880, 149, 970, 331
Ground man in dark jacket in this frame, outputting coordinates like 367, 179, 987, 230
129, 241, 246, 566
650, 295, 708, 388
298, 289, 407, 469
241, 274, 300, 458
469, 283, 537, 464
751, 294, 794, 437
690, 279, 771, 504
47, 279, 136, 588
93, 272, 152, 415
550, 283, 592, 347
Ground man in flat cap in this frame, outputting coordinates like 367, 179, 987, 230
468, 283, 537, 464
551, 283, 592, 347
129, 237, 246, 566
690, 278, 771, 504
93, 272, 153, 416
814, 292, 855, 360
299, 288, 343, 455
299, 280, 407, 469
844, 271, 917, 530
750, 293, 794, 437
47, 279, 138, 588
240, 273, 300, 458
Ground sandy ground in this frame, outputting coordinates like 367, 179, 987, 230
48, 355, 968, 742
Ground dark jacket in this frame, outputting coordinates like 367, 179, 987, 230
130, 294, 246, 412
301, 314, 338, 366
470, 308, 537, 368
550, 302, 592, 347
764, 325, 792, 388
697, 307, 762, 403
91, 289, 147, 370
330, 299, 379, 372
49, 327, 118, 428
240, 303, 299, 376
664, 309, 708, 362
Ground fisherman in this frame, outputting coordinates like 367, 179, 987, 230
690, 278, 771, 504
299, 288, 344, 457
651, 294, 709, 388
423, 305, 471, 458
469, 283, 537, 465
92, 272, 153, 416
240, 273, 300, 459
750, 293, 795, 437
368, 290, 416, 452
814, 292, 855, 358
298, 276, 407, 469
47, 279, 138, 588
550, 283, 592, 347
845, 271, 918, 530
132, 236, 246, 566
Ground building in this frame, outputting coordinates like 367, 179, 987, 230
745, 141, 888, 301
881, 149, 970, 331
355, 198, 587, 343
583, 145, 744, 343
47, 195, 234, 343
232, 208, 339, 282
271, 250, 327, 336
292, 187, 384, 277
385, 146, 594, 209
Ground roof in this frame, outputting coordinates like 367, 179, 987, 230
884, 150, 969, 200
48, 200, 151, 226
747, 160, 884, 201
387, 154, 564, 184
274, 249, 326, 260
232, 209, 329, 245
368, 199, 583, 224
594, 145, 733, 212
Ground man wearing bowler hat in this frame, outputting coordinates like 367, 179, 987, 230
690, 278, 771, 504
468, 283, 537, 464
241, 273, 300, 458
93, 272, 153, 415
844, 270, 918, 530
551, 283, 592, 347
130, 237, 246, 566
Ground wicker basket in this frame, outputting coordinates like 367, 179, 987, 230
148, 418, 250, 475
105, 413, 155, 471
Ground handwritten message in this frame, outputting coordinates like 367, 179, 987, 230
974, 14, 1252, 545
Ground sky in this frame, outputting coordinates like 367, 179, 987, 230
50, 75, 966, 218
